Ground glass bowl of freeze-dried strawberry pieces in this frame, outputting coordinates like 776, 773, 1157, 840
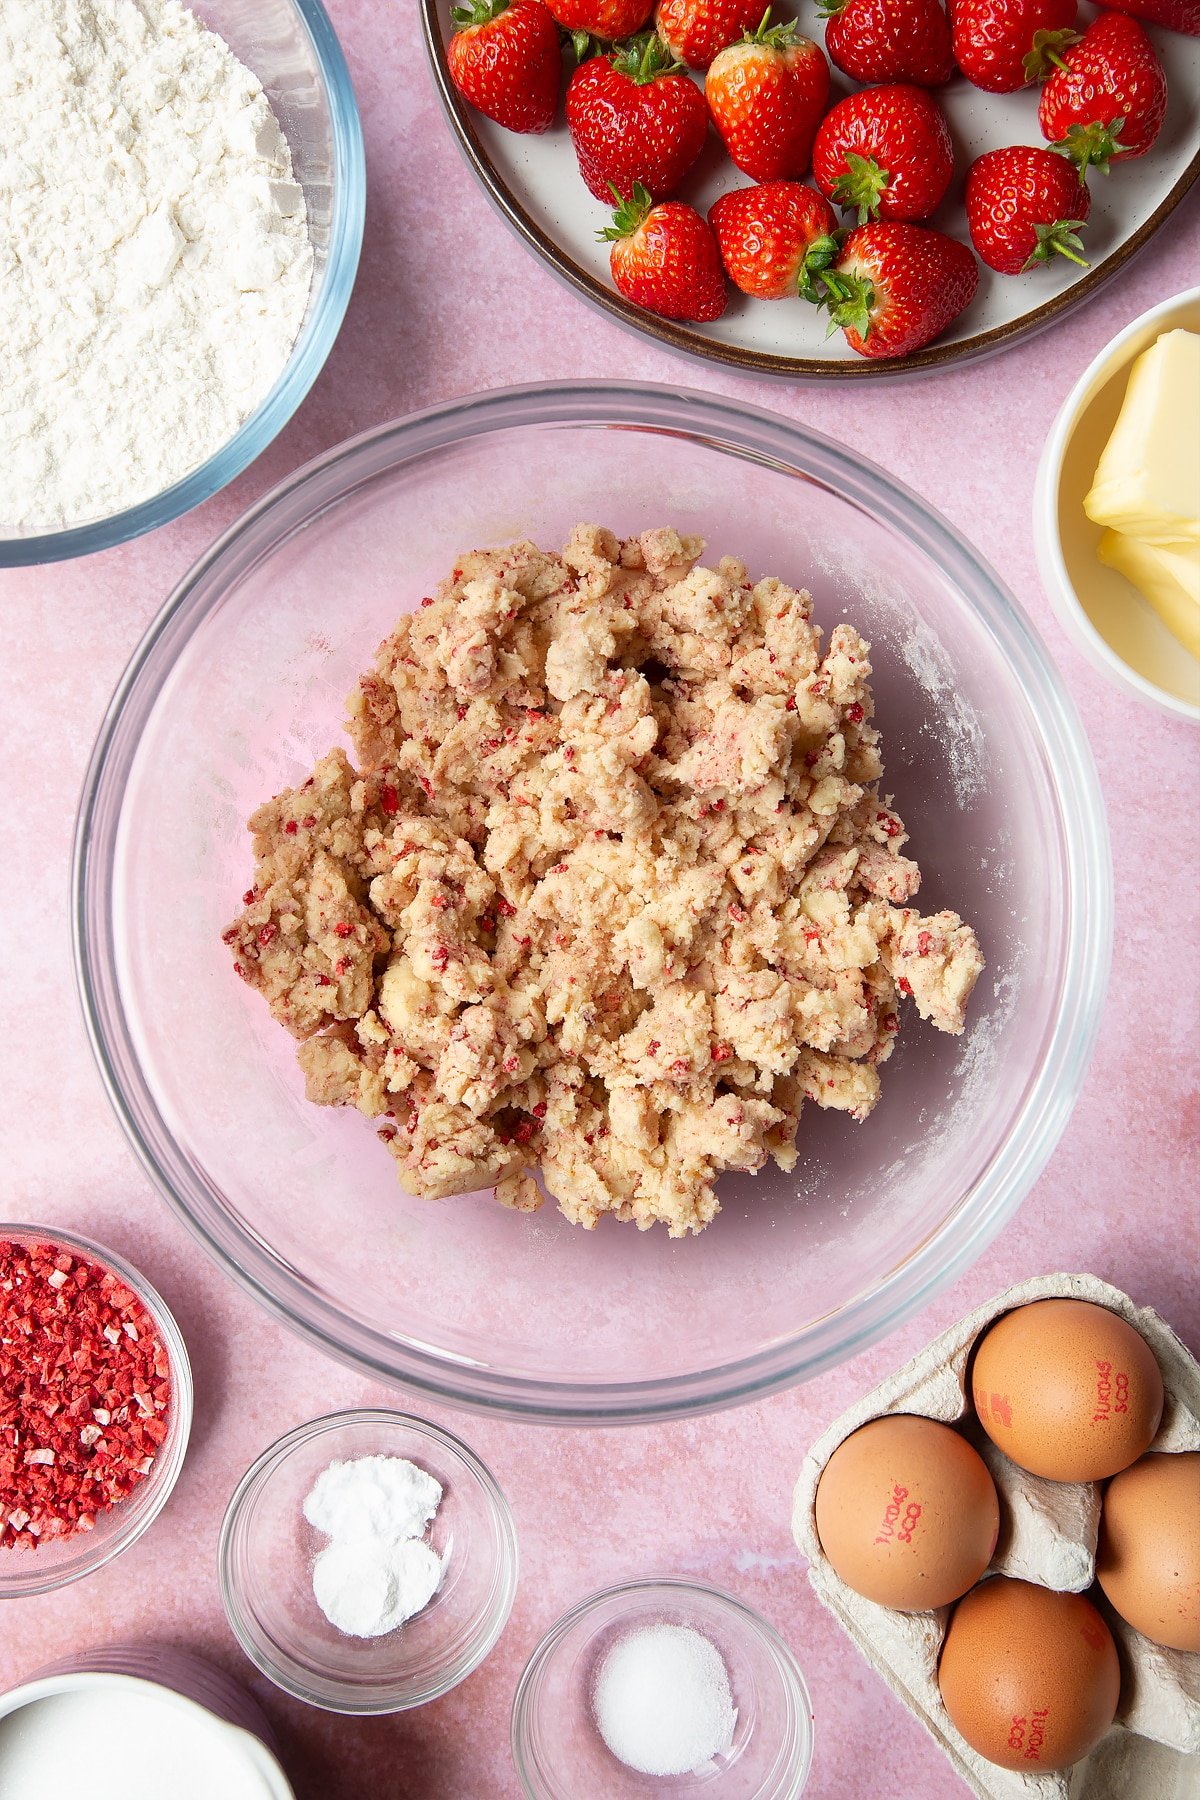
0, 1226, 192, 1596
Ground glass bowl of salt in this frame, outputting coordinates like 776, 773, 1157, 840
217, 1408, 517, 1713
511, 1577, 814, 1798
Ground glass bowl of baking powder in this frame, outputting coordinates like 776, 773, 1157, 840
218, 1408, 518, 1713
0, 0, 363, 567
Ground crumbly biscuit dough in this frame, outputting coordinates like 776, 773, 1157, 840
225, 527, 983, 1235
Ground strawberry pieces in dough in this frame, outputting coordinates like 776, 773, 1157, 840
225, 527, 984, 1236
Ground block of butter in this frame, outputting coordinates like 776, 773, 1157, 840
1098, 531, 1200, 660
1084, 328, 1200, 547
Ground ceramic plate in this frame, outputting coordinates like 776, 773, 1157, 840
422, 1, 1199, 378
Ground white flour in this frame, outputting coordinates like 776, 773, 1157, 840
0, 0, 314, 533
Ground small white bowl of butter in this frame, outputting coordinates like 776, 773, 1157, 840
1035, 287, 1200, 723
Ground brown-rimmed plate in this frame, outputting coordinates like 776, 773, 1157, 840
421, 0, 1199, 378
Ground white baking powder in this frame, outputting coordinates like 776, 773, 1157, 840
0, 0, 314, 534
303, 1455, 446, 1639
593, 1623, 738, 1778
312, 1536, 444, 1639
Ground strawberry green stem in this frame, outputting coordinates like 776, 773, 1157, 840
598, 180, 655, 242
451, 0, 511, 26
1022, 27, 1079, 80
1050, 116, 1127, 178
740, 8, 800, 47
830, 153, 891, 227
610, 30, 685, 82
797, 232, 844, 302
806, 265, 875, 342
1022, 218, 1089, 271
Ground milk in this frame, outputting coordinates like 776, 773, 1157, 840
0, 1677, 291, 1800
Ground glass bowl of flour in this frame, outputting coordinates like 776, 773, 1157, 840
0, 0, 364, 566
218, 1409, 518, 1713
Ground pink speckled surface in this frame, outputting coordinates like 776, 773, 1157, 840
2, 4, 1199, 1796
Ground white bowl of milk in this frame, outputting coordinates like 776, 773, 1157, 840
0, 1648, 294, 1800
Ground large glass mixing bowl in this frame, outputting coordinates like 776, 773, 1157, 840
1, 0, 363, 568
73, 383, 1112, 1423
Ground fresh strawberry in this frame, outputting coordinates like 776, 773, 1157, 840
602, 182, 728, 319
821, 0, 954, 86
656, 0, 766, 66
567, 35, 708, 200
951, 0, 1076, 93
546, 0, 654, 38
705, 16, 830, 181
1038, 15, 1168, 168
965, 145, 1090, 272
1102, 0, 1199, 34
448, 0, 562, 133
811, 221, 978, 357
812, 85, 954, 223
709, 181, 839, 297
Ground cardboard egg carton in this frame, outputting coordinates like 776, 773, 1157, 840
791, 1273, 1200, 1800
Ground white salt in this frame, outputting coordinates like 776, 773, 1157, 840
593, 1623, 737, 1778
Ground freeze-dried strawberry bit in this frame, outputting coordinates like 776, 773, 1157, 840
0, 1239, 173, 1552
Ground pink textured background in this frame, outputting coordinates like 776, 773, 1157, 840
2, 5, 1198, 1795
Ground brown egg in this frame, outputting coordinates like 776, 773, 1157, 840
814, 1414, 1000, 1611
970, 1298, 1164, 1482
1097, 1451, 1200, 1652
938, 1577, 1120, 1772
